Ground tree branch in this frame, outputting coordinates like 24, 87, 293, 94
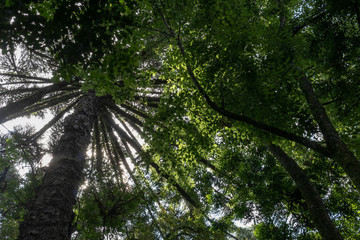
292, 10, 327, 36
0, 73, 53, 83
296, 68, 360, 189
31, 98, 80, 141
158, 9, 329, 157
0, 82, 69, 124
267, 144, 343, 240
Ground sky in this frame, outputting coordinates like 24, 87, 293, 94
1, 111, 54, 168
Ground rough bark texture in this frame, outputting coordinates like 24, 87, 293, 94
299, 76, 360, 189
268, 144, 343, 240
18, 92, 97, 240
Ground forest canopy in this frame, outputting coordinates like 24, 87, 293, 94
0, 0, 360, 239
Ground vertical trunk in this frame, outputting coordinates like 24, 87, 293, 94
18, 92, 97, 240
299, 75, 360, 189
267, 144, 343, 240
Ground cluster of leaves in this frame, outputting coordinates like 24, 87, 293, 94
0, 126, 44, 239
141, 0, 360, 238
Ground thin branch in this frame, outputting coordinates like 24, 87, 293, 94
135, 24, 172, 36
120, 103, 149, 119
292, 10, 327, 36
105, 100, 144, 127
198, 158, 217, 172
107, 127, 166, 238
0, 81, 52, 86
108, 127, 137, 185
31, 98, 80, 141
4, 92, 81, 123
94, 117, 104, 179
106, 112, 198, 207
100, 119, 125, 188
0, 87, 43, 97
104, 113, 142, 152
0, 73, 53, 83
23, 91, 81, 113
117, 116, 145, 141
0, 82, 69, 124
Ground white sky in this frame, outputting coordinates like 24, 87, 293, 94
1, 111, 54, 167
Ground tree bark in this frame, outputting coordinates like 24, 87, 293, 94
267, 144, 343, 240
18, 92, 97, 240
299, 75, 360, 189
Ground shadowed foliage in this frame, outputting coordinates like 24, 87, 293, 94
1, 0, 360, 239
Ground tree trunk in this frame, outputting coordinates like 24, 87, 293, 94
18, 92, 97, 240
267, 144, 343, 240
299, 75, 360, 189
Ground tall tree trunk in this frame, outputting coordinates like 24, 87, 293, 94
18, 92, 97, 240
267, 144, 343, 240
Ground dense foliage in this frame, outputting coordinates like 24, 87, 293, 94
0, 0, 360, 239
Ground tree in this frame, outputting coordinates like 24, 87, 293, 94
137, 0, 360, 239
152, 0, 360, 189
0, 126, 44, 239
1, 0, 360, 239
0, 54, 209, 239
0, 1, 231, 239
